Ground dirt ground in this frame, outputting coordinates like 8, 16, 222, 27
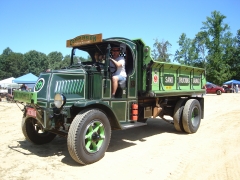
0, 93, 240, 180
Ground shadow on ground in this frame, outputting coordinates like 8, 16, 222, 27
8, 118, 185, 166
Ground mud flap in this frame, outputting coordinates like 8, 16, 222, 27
152, 98, 162, 118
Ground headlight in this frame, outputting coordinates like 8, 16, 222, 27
54, 93, 66, 108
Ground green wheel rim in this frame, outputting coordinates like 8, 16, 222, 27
84, 120, 105, 153
191, 107, 199, 127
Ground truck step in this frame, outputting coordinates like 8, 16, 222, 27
122, 121, 147, 130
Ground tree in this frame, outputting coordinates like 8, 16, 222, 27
201, 10, 231, 85
60, 55, 71, 68
174, 33, 197, 66
47, 51, 63, 70
0, 54, 12, 79
7, 53, 24, 78
192, 31, 208, 68
2, 47, 12, 56
24, 50, 48, 76
229, 29, 240, 80
151, 38, 172, 62
0, 48, 24, 79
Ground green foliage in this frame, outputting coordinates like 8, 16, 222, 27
174, 33, 198, 66
229, 29, 240, 80
24, 50, 48, 76
47, 51, 63, 69
201, 10, 232, 85
151, 39, 172, 62
173, 11, 240, 85
2, 47, 13, 55
0, 47, 92, 80
1, 13, 240, 86
192, 31, 208, 68
61, 55, 71, 68
0, 48, 24, 79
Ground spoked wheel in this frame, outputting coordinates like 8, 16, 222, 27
67, 109, 111, 165
173, 98, 186, 132
22, 117, 56, 144
182, 99, 201, 134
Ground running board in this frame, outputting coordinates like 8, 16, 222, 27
121, 121, 147, 130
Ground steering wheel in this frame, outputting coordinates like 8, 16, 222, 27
109, 60, 117, 74
94, 62, 105, 71
95, 62, 105, 67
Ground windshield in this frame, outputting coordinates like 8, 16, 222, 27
71, 46, 107, 66
72, 48, 91, 65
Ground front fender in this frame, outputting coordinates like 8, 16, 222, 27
74, 100, 122, 130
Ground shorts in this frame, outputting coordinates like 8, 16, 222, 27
114, 75, 126, 82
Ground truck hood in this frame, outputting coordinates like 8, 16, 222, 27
34, 69, 86, 107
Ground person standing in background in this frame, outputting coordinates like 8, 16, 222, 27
20, 83, 28, 91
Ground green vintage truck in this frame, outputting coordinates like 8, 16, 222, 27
14, 33, 206, 165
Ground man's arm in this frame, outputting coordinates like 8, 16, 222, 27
110, 58, 124, 67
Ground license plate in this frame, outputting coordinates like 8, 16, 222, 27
27, 108, 37, 118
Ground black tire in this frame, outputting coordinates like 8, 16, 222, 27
22, 117, 57, 144
216, 90, 222, 95
182, 99, 201, 134
173, 98, 186, 132
67, 109, 111, 165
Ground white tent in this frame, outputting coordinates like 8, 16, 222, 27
0, 77, 15, 88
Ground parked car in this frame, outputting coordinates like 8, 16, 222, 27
206, 83, 225, 95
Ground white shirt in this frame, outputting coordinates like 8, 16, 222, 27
110, 56, 127, 77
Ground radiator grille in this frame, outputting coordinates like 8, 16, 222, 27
54, 79, 84, 94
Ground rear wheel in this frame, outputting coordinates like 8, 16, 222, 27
22, 118, 56, 144
173, 98, 186, 132
67, 109, 111, 165
182, 99, 201, 134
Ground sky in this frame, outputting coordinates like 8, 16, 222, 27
0, 0, 239, 61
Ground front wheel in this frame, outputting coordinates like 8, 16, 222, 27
182, 99, 201, 134
67, 109, 111, 165
22, 117, 56, 144
216, 90, 222, 95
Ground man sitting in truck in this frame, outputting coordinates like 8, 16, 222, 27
109, 47, 127, 98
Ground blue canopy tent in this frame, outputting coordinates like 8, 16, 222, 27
223, 79, 240, 93
223, 79, 240, 85
12, 73, 38, 90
